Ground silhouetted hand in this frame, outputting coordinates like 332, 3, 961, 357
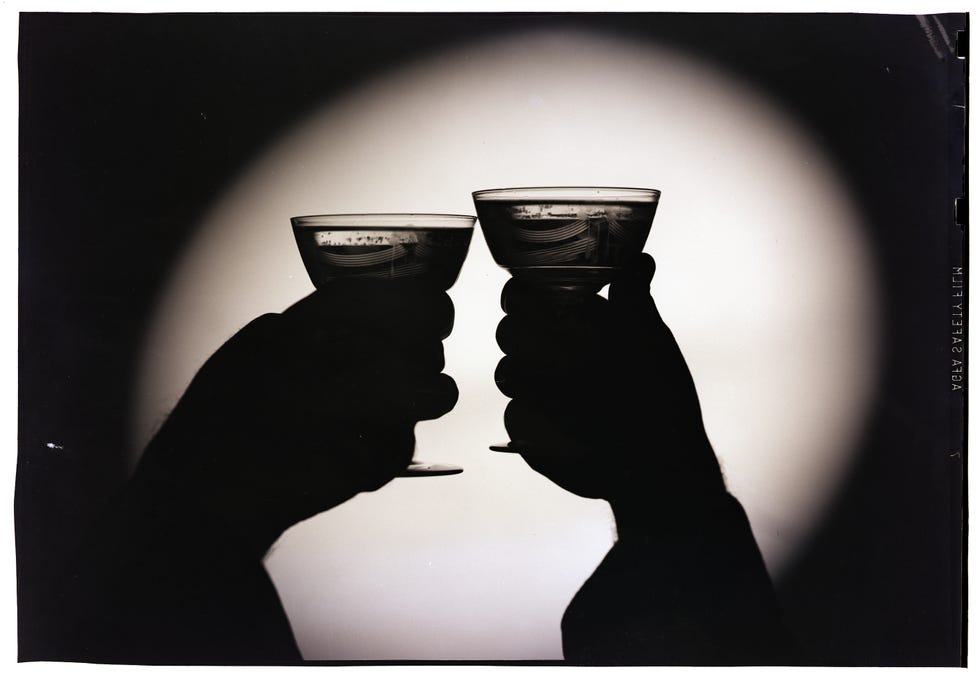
58, 279, 459, 664
136, 279, 459, 554
495, 254, 796, 664
495, 253, 727, 527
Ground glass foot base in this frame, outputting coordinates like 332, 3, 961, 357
398, 460, 464, 477
489, 441, 527, 453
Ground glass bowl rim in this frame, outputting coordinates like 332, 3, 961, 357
291, 213, 477, 228
471, 186, 661, 202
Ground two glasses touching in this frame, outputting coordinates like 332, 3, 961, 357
290, 187, 660, 476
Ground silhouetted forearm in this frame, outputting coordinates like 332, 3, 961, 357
54, 461, 300, 664
562, 493, 797, 665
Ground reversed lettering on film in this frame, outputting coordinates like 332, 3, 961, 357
951, 266, 965, 391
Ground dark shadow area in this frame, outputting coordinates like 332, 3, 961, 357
18, 12, 966, 665
42, 259, 798, 665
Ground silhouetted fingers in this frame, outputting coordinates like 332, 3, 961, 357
503, 397, 594, 448
346, 423, 418, 491
495, 355, 606, 399
398, 372, 459, 421
608, 253, 663, 325
325, 370, 459, 423
292, 422, 416, 497
503, 399, 605, 500
264, 318, 451, 398
500, 278, 605, 317
321, 336, 447, 376
285, 281, 456, 341
609, 253, 655, 300
500, 278, 547, 314
495, 310, 608, 360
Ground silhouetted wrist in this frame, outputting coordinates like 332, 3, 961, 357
130, 427, 284, 560
610, 488, 739, 543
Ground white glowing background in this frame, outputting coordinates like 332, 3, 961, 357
134, 29, 879, 660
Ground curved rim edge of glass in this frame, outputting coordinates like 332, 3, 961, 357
291, 213, 477, 228
471, 187, 661, 202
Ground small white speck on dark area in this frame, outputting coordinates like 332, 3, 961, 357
45, 442, 64, 450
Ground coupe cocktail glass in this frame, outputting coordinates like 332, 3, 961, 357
291, 213, 475, 476
472, 187, 660, 452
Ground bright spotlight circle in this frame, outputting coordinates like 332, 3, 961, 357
133, 28, 879, 660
